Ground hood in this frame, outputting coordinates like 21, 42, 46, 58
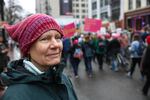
0, 59, 65, 86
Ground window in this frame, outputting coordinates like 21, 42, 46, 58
76, 9, 79, 13
147, 0, 150, 5
73, 9, 75, 13
136, 0, 141, 8
101, 0, 104, 7
82, 9, 86, 13
105, 0, 109, 5
76, 15, 79, 18
101, 12, 108, 20
82, 15, 85, 18
81, 4, 85, 7
92, 15, 97, 18
128, 0, 133, 10
92, 2, 97, 10
76, 4, 79, 7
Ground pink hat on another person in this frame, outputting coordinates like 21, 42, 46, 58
4, 14, 64, 57
73, 39, 78, 45
146, 35, 150, 45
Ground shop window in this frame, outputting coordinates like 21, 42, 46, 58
136, 18, 142, 30
127, 18, 132, 28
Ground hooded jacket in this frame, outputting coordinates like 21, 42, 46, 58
0, 59, 78, 100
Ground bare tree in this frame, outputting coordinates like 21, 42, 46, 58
4, 0, 23, 24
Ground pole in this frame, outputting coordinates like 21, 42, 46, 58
0, 0, 6, 44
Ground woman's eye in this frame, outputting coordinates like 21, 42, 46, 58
55, 36, 62, 40
40, 37, 49, 41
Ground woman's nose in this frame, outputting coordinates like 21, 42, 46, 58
49, 38, 59, 48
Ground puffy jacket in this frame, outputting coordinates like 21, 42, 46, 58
0, 59, 78, 100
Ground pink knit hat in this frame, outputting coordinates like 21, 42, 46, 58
4, 14, 63, 57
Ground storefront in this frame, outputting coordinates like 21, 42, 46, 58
124, 7, 150, 31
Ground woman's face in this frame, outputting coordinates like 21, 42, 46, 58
29, 30, 63, 71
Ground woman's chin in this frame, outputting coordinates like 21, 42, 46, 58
48, 59, 61, 66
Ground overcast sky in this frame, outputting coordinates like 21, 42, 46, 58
4, 0, 35, 14
19, 0, 35, 14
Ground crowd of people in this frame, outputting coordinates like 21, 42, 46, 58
0, 13, 150, 99
62, 26, 150, 96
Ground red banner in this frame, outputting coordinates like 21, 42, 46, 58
63, 22, 76, 38
84, 18, 102, 32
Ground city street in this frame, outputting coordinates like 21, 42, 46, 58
1, 0, 150, 100
9, 46, 150, 100
65, 61, 150, 100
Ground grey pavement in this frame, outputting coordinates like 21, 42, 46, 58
64, 60, 150, 100
10, 47, 150, 100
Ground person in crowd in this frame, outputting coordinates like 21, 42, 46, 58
69, 39, 82, 78
0, 34, 9, 97
104, 33, 111, 65
93, 34, 106, 70
0, 14, 78, 100
0, 34, 9, 73
141, 26, 150, 43
140, 35, 150, 96
127, 34, 144, 78
81, 33, 94, 77
107, 35, 121, 71
62, 37, 71, 67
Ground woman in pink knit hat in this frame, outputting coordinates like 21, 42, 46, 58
0, 14, 78, 100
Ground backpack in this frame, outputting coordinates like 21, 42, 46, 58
73, 48, 83, 59
136, 42, 145, 56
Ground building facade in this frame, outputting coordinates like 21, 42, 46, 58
72, 0, 88, 23
124, 0, 150, 30
36, 0, 52, 15
36, 0, 72, 18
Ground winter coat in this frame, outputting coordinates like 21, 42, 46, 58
69, 44, 82, 60
0, 43, 8, 68
0, 59, 78, 100
129, 40, 144, 58
141, 46, 150, 76
81, 40, 94, 58
107, 39, 121, 56
93, 38, 106, 55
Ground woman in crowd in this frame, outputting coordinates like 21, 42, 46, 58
0, 14, 78, 100
141, 35, 150, 96
69, 39, 82, 78
127, 34, 143, 78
